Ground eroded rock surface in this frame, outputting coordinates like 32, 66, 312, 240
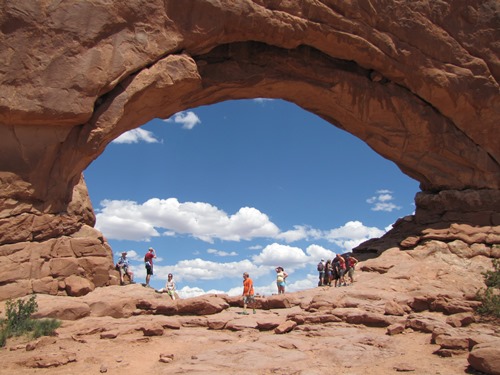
1, 243, 499, 374
0, 1, 498, 297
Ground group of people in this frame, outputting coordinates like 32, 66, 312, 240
115, 247, 177, 300
116, 248, 358, 310
317, 253, 358, 287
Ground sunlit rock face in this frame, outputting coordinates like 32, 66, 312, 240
0, 0, 498, 299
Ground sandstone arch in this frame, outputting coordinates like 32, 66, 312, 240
0, 0, 498, 299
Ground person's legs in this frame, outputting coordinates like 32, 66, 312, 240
348, 268, 354, 283
250, 296, 256, 314
145, 264, 152, 286
119, 267, 125, 284
127, 269, 134, 283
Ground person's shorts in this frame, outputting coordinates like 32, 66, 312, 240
339, 269, 346, 277
145, 263, 153, 275
348, 268, 355, 278
243, 295, 255, 304
119, 266, 129, 275
277, 281, 286, 288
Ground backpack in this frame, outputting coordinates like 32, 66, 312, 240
317, 262, 324, 272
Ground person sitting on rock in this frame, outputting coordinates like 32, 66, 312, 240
116, 251, 134, 285
155, 273, 177, 300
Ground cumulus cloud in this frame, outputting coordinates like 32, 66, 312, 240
366, 189, 402, 212
277, 225, 322, 243
95, 198, 280, 243
112, 128, 160, 144
207, 248, 238, 257
165, 111, 201, 130
304, 244, 336, 261
251, 243, 309, 271
324, 220, 386, 251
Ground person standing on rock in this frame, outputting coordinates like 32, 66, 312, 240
317, 259, 325, 286
336, 254, 347, 286
275, 266, 288, 294
347, 255, 359, 284
242, 272, 256, 315
144, 247, 156, 288
116, 251, 134, 285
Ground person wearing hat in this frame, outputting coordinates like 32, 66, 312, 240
144, 247, 156, 287
116, 251, 134, 285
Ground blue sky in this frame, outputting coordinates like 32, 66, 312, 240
83, 99, 419, 297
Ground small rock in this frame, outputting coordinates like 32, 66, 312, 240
100, 364, 107, 373
393, 363, 416, 372
159, 353, 174, 363
274, 320, 297, 334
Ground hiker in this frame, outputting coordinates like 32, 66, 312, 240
156, 273, 176, 299
116, 251, 134, 285
242, 272, 256, 314
275, 266, 288, 294
317, 258, 326, 286
324, 259, 333, 286
347, 255, 359, 284
144, 247, 156, 287
336, 254, 347, 286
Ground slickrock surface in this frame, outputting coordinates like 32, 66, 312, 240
1, 242, 499, 374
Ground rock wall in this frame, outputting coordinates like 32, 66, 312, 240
0, 0, 498, 299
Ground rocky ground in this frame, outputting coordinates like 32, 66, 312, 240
1, 240, 499, 375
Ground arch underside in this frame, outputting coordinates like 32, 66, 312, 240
0, 0, 498, 299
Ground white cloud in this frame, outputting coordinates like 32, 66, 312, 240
207, 248, 238, 257
324, 220, 386, 252
177, 285, 226, 299
248, 245, 263, 250
252, 243, 309, 271
277, 225, 322, 243
112, 128, 160, 144
304, 244, 336, 262
366, 190, 402, 212
165, 111, 201, 130
153, 258, 268, 283
95, 198, 280, 243
253, 98, 274, 105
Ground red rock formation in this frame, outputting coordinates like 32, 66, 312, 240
0, 0, 498, 298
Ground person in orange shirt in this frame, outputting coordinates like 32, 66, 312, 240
242, 272, 256, 315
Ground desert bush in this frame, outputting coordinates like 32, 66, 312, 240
32, 318, 61, 339
476, 259, 500, 318
0, 295, 60, 347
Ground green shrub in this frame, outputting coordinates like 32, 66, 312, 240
0, 294, 61, 347
476, 259, 500, 318
32, 318, 61, 339
0, 324, 7, 347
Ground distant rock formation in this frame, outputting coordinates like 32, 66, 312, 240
0, 0, 498, 298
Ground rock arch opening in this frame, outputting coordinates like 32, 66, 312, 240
83, 98, 420, 293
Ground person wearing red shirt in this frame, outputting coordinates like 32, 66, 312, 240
144, 247, 156, 287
